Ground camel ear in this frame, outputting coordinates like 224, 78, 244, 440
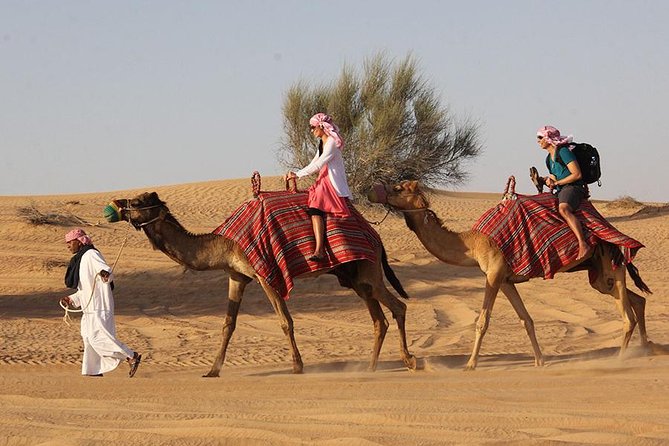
148, 192, 162, 204
406, 181, 419, 192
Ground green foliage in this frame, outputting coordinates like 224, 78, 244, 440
279, 53, 482, 200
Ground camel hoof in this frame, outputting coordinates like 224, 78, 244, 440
404, 355, 417, 371
535, 357, 545, 367
463, 363, 477, 372
202, 371, 220, 378
292, 364, 304, 374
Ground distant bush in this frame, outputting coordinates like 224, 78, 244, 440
17, 204, 89, 226
608, 195, 643, 209
279, 52, 482, 200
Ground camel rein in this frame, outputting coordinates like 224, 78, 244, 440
60, 235, 129, 326
120, 203, 164, 228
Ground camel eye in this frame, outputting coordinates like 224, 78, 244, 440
393, 185, 402, 192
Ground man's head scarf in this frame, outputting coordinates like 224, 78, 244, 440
309, 113, 344, 149
65, 228, 92, 245
537, 125, 573, 147
64, 229, 98, 289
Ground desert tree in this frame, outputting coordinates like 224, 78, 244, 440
279, 53, 482, 200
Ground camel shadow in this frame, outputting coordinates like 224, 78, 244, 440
248, 343, 669, 377
0, 257, 444, 321
423, 342, 669, 371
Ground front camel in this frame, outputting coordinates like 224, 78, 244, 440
108, 192, 416, 377
369, 180, 652, 370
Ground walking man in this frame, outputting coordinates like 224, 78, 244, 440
60, 228, 141, 377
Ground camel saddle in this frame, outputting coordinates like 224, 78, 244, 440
473, 192, 644, 279
213, 190, 381, 299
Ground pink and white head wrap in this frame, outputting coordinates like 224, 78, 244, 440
309, 113, 344, 149
537, 125, 573, 147
65, 228, 92, 245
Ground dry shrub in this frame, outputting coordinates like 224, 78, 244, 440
607, 195, 643, 209
17, 205, 89, 226
43, 259, 69, 270
279, 52, 482, 201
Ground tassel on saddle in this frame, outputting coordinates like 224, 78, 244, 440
502, 176, 517, 201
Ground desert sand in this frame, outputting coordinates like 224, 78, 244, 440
1, 176, 668, 445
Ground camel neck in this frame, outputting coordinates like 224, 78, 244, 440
402, 209, 478, 267
142, 217, 228, 271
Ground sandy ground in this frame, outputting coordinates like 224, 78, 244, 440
1, 176, 668, 445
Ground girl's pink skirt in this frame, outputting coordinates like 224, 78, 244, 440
307, 166, 351, 218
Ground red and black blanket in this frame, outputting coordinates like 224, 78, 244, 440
213, 191, 381, 299
472, 192, 644, 279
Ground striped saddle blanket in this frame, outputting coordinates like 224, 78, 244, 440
472, 192, 644, 279
213, 191, 381, 299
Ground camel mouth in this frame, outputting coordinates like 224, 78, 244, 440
368, 183, 388, 204
103, 200, 123, 223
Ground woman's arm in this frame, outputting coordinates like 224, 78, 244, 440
296, 139, 337, 177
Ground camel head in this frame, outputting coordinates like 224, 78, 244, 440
368, 181, 430, 211
105, 192, 168, 230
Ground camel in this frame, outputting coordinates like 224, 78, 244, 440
368, 180, 652, 370
110, 192, 416, 377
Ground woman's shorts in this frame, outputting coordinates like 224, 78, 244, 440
306, 207, 326, 217
557, 184, 587, 210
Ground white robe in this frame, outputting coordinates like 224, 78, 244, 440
68, 249, 134, 375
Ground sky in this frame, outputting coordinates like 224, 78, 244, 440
2, 1, 668, 202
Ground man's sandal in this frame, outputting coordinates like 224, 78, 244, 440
129, 352, 142, 378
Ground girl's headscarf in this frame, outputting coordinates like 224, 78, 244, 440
65, 228, 92, 245
309, 113, 344, 149
537, 125, 573, 147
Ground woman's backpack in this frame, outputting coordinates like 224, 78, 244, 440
546, 142, 602, 186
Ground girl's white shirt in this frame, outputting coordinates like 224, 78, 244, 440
296, 137, 351, 197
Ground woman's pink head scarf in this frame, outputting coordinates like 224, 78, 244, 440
537, 125, 573, 147
65, 228, 92, 245
309, 113, 344, 148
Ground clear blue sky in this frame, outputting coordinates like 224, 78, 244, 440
2, 1, 667, 202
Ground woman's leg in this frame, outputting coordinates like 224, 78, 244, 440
558, 202, 591, 260
311, 214, 325, 259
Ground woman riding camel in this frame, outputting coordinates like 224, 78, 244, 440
537, 125, 593, 261
285, 113, 351, 262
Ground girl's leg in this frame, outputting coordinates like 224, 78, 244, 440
310, 214, 325, 259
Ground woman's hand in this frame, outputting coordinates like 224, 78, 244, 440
544, 176, 557, 189
60, 296, 72, 307
284, 171, 297, 182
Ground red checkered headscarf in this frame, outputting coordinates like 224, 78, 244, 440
65, 228, 92, 245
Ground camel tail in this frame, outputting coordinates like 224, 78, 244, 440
627, 263, 652, 294
382, 247, 409, 299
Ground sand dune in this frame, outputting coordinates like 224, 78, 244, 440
1, 177, 668, 445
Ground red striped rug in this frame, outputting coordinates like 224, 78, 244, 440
472, 193, 644, 279
213, 191, 381, 299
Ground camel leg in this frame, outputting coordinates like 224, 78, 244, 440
204, 274, 249, 377
356, 261, 416, 371
627, 289, 648, 346
257, 276, 303, 374
500, 283, 544, 367
359, 295, 389, 372
612, 273, 635, 356
465, 276, 501, 371
380, 289, 417, 371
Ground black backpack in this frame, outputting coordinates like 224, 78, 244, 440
546, 142, 602, 186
